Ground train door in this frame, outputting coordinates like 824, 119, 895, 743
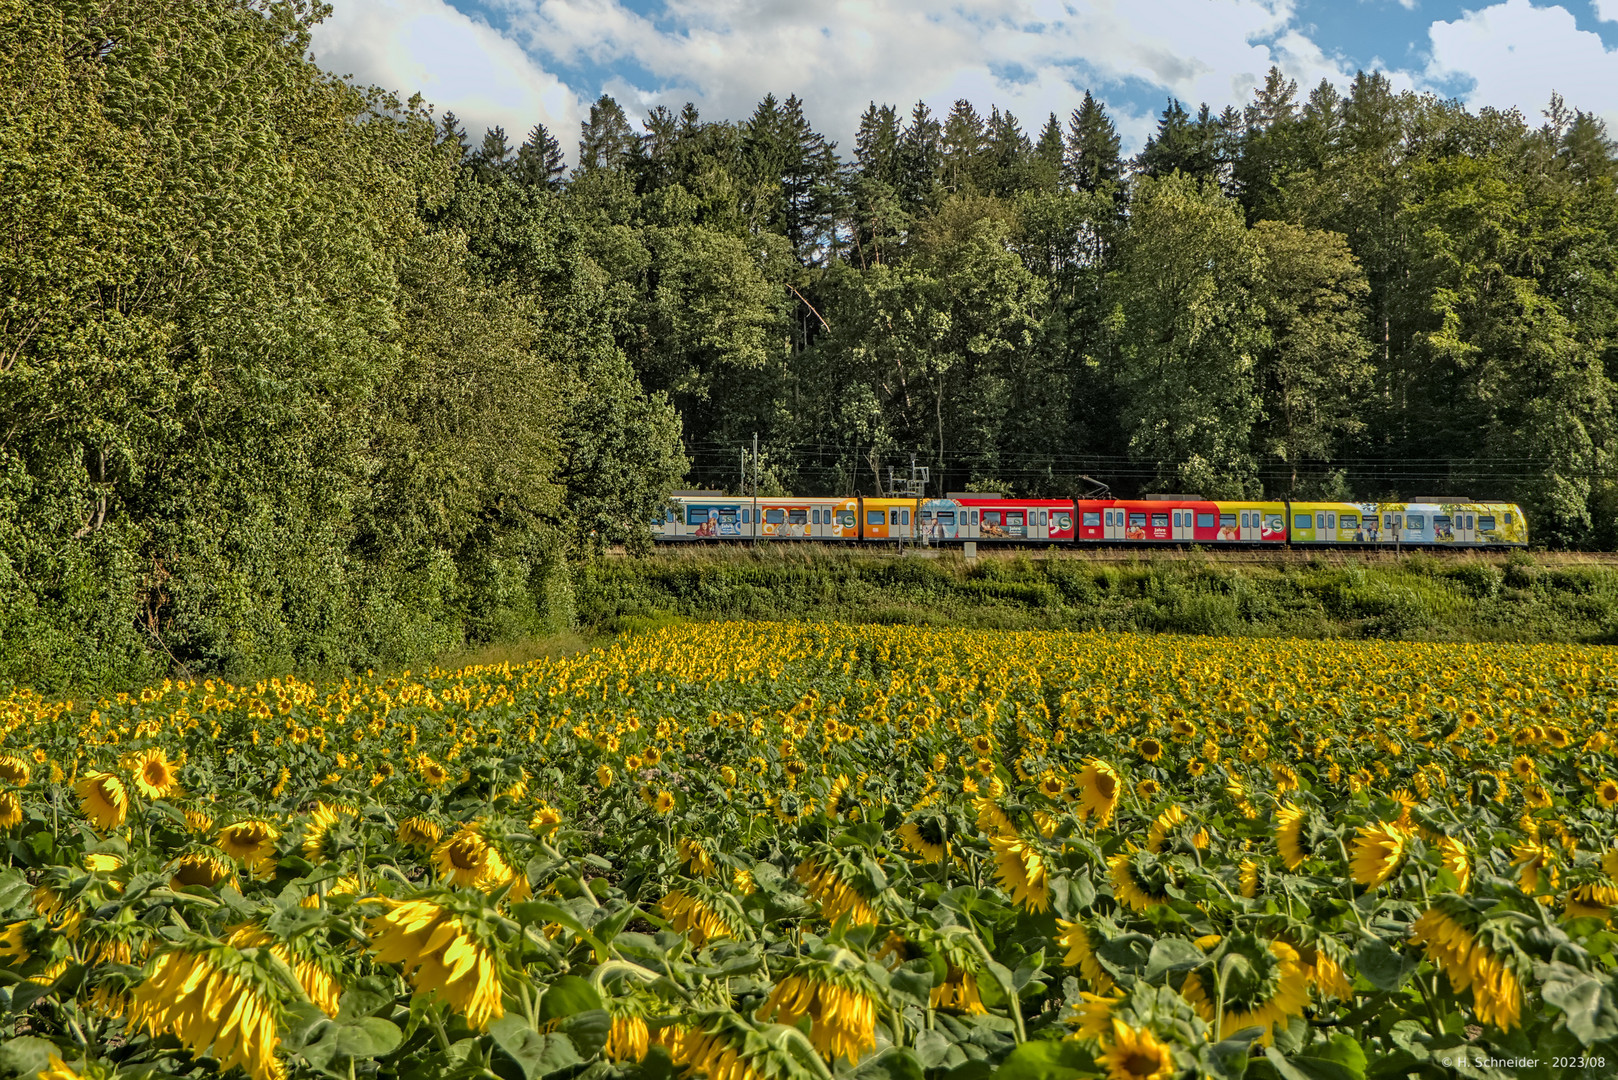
1455, 511, 1475, 544
1240, 508, 1259, 542
1171, 509, 1194, 541
1031, 508, 1048, 541
1382, 511, 1402, 544
1104, 507, 1124, 541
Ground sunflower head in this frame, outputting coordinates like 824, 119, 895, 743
170, 850, 235, 891
131, 748, 178, 800
74, 772, 128, 831
217, 819, 280, 866
1181, 933, 1310, 1044
1349, 821, 1409, 889
0, 754, 31, 787
1097, 1019, 1176, 1080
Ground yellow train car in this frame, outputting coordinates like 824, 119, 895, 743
1289, 501, 1527, 546
859, 498, 920, 541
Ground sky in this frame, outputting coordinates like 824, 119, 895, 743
307, 0, 1618, 164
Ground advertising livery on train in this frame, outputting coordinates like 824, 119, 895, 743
653, 492, 1528, 548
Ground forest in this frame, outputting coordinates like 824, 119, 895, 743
5, 0, 1618, 687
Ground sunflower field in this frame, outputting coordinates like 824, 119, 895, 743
3, 623, 1618, 1080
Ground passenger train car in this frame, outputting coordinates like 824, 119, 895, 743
652, 492, 1528, 548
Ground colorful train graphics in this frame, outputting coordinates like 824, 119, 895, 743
655, 493, 1529, 547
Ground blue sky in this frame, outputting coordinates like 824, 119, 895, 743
308, 0, 1618, 162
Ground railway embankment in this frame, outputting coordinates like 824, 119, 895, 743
582, 546, 1618, 643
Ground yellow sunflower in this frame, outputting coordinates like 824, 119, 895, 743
131, 748, 179, 800
896, 820, 947, 864
1096, 1019, 1175, 1080
0, 792, 21, 830
756, 966, 878, 1062
1349, 821, 1408, 889
1076, 759, 1121, 826
129, 946, 286, 1080
74, 772, 128, 831
1056, 918, 1115, 993
367, 898, 503, 1029
1274, 801, 1309, 870
1410, 905, 1522, 1030
434, 826, 493, 888
990, 834, 1050, 912
0, 754, 31, 786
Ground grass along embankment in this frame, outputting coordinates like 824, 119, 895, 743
578, 546, 1618, 643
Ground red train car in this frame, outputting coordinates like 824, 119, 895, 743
1075, 498, 1287, 544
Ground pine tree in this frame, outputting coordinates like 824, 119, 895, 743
854, 102, 901, 183
438, 110, 471, 167
896, 100, 942, 215
1136, 98, 1224, 181
472, 125, 512, 183
1233, 67, 1300, 217
1033, 112, 1065, 190
940, 99, 986, 193
1064, 91, 1122, 194
512, 123, 566, 189
577, 94, 639, 173
984, 107, 1032, 195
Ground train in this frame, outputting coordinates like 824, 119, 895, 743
652, 492, 1529, 548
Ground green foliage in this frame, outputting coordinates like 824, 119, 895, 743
578, 549, 1618, 644
9, 0, 1618, 692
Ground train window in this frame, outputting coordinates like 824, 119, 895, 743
867, 511, 885, 526
1479, 515, 1496, 531
838, 511, 856, 527
1084, 512, 1101, 526
1128, 513, 1146, 528
983, 512, 1002, 525
1152, 513, 1168, 527
938, 511, 955, 525
1504, 512, 1514, 525
1197, 513, 1216, 528
1315, 513, 1325, 529
1434, 515, 1451, 530
811, 509, 820, 524
1384, 514, 1395, 528
1326, 513, 1336, 528
1341, 515, 1358, 529
1040, 510, 1049, 525
788, 509, 808, 525
1007, 512, 1024, 526
1294, 514, 1311, 529
1268, 516, 1283, 531
900, 509, 911, 525
765, 509, 785, 524
1054, 513, 1071, 530
1221, 513, 1236, 529
919, 511, 933, 523
741, 509, 750, 524
1465, 515, 1474, 529
1406, 515, 1424, 529
972, 510, 980, 524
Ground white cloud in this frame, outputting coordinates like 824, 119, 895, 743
309, 0, 582, 153
492, 0, 1363, 151
1595, 0, 1618, 23
1425, 0, 1618, 126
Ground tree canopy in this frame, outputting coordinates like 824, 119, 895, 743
7, 0, 1618, 687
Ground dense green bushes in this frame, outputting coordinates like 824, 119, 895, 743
577, 549, 1618, 644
